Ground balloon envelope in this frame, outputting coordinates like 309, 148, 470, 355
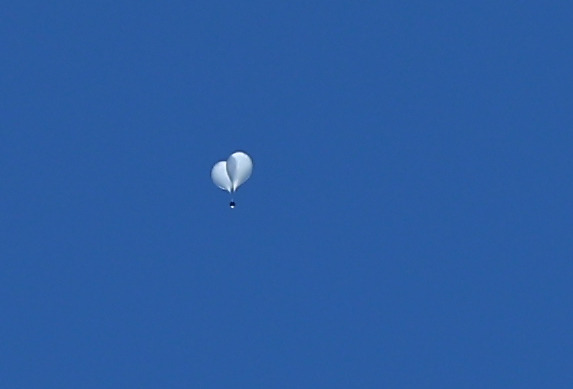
211, 151, 253, 193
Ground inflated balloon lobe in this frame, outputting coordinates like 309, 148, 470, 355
226, 152, 253, 191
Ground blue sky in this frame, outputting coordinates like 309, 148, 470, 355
2, 1, 572, 387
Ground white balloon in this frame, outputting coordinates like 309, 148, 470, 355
211, 161, 232, 192
226, 151, 253, 191
211, 151, 253, 194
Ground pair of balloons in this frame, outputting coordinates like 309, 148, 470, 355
211, 151, 253, 207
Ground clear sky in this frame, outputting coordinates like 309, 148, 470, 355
2, 1, 572, 387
